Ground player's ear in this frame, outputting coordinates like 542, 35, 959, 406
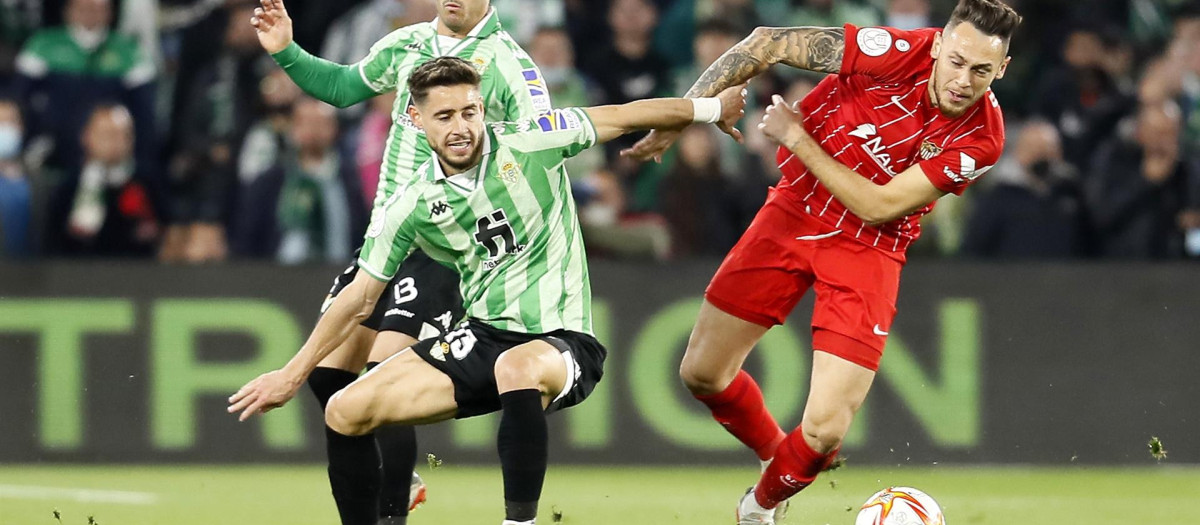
408, 103, 424, 131
930, 31, 941, 59
995, 56, 1012, 80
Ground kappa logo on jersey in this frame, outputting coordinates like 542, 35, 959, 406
943, 152, 994, 183
847, 123, 898, 176
918, 139, 943, 160
429, 200, 451, 217
857, 27, 892, 57
522, 68, 553, 113
536, 109, 582, 133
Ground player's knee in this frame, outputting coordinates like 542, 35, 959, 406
679, 353, 733, 396
325, 392, 373, 436
802, 410, 852, 453
493, 349, 542, 392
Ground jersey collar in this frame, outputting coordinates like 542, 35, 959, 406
429, 130, 494, 192
429, 7, 500, 56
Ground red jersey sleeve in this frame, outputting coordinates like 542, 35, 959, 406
840, 24, 939, 84
918, 131, 1003, 195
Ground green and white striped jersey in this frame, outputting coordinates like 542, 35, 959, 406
356, 8, 550, 212
359, 108, 597, 336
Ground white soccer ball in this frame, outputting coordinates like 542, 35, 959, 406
854, 486, 945, 525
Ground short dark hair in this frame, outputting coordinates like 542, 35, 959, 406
407, 57, 481, 105
946, 0, 1023, 43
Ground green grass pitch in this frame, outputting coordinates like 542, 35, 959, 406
2, 465, 1195, 524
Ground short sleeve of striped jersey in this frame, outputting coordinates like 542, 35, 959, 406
492, 32, 553, 119
357, 182, 419, 281
494, 107, 596, 158
356, 28, 412, 94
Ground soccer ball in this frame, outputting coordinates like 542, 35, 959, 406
854, 487, 945, 525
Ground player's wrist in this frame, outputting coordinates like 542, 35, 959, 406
691, 97, 722, 124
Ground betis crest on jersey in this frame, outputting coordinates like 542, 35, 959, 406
918, 139, 943, 160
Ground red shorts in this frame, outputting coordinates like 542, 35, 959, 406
705, 189, 903, 371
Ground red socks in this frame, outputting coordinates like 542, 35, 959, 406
693, 370, 786, 461
754, 427, 838, 508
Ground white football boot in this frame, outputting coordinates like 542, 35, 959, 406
736, 488, 776, 525
409, 472, 427, 511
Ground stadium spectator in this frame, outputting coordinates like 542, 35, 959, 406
161, 2, 270, 264
320, 0, 433, 124
12, 0, 157, 182
1086, 101, 1200, 258
655, 0, 761, 67
577, 167, 671, 261
0, 98, 31, 257
0, 0, 42, 86
496, 0, 565, 46
961, 121, 1087, 259
758, 0, 881, 30
581, 0, 670, 106
239, 68, 302, 187
231, 98, 366, 264
353, 89, 396, 209
528, 26, 603, 179
884, 0, 933, 31
61, 104, 161, 257
661, 125, 739, 258
1029, 24, 1134, 171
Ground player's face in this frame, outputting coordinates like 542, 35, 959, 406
437, 0, 489, 34
411, 84, 485, 174
929, 22, 1011, 118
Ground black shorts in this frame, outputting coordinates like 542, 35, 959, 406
324, 249, 464, 339
410, 319, 607, 419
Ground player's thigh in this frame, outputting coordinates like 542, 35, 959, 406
316, 324, 376, 372
680, 300, 771, 394
800, 350, 876, 447
493, 340, 567, 407
327, 347, 457, 431
367, 330, 419, 364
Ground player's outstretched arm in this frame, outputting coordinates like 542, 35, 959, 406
586, 84, 747, 145
251, 0, 376, 108
622, 26, 844, 161
227, 271, 387, 421
759, 95, 944, 225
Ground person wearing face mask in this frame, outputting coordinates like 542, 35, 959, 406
1086, 100, 1199, 259
0, 98, 31, 258
12, 0, 156, 181
960, 120, 1086, 259
12, 0, 157, 254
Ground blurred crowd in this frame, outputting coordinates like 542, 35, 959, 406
0, 0, 1198, 263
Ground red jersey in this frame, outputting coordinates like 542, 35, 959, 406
776, 24, 1005, 259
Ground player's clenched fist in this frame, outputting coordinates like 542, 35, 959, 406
250, 0, 293, 54
759, 94, 806, 150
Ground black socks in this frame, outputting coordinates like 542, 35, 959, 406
309, 366, 381, 525
497, 389, 548, 523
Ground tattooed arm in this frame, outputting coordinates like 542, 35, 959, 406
622, 26, 844, 161
684, 26, 844, 98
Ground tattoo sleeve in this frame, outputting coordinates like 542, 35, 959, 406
683, 26, 845, 99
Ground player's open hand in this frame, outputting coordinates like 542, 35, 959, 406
620, 129, 681, 163
714, 83, 748, 144
227, 369, 303, 421
251, 0, 293, 54
759, 94, 806, 149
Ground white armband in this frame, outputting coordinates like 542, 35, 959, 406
691, 97, 723, 124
